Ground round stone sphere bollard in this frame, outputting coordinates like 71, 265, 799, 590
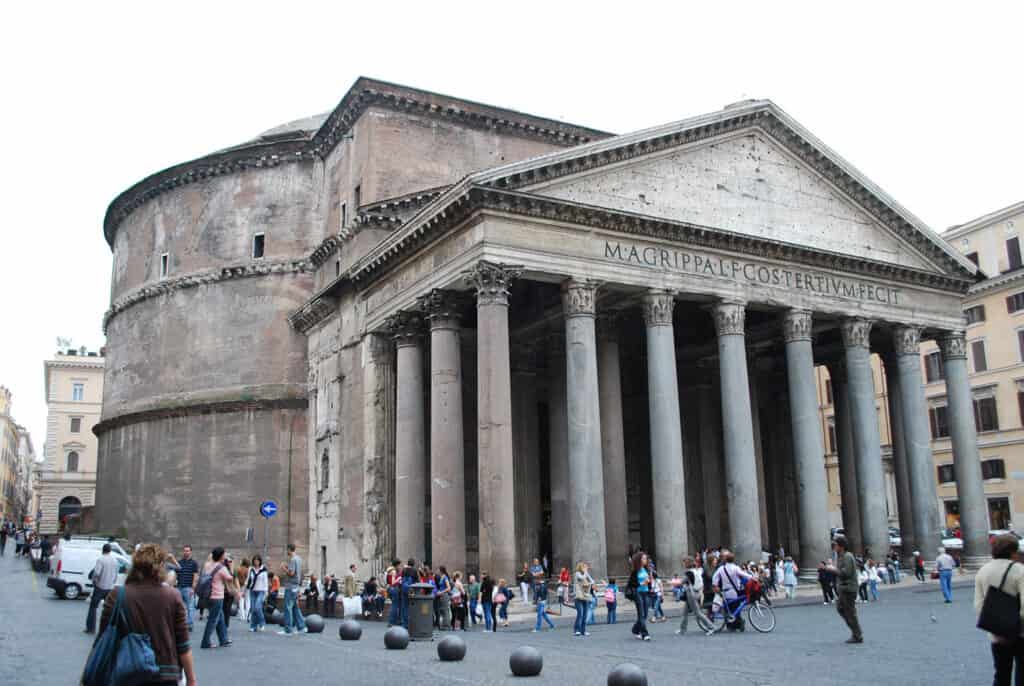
608, 663, 648, 686
509, 646, 543, 677
338, 619, 362, 641
384, 626, 410, 650
305, 614, 325, 633
268, 609, 284, 626
437, 634, 467, 662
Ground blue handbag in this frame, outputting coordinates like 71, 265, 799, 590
81, 588, 122, 686
111, 586, 160, 686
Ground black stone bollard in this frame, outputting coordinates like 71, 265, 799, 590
437, 634, 467, 662
385, 626, 410, 650
338, 619, 362, 641
607, 663, 648, 686
509, 646, 543, 677
305, 614, 325, 633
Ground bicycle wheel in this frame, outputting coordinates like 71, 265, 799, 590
746, 601, 776, 632
707, 605, 728, 633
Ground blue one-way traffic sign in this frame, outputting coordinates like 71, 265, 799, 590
259, 500, 278, 518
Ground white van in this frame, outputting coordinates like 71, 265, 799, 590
47, 540, 130, 600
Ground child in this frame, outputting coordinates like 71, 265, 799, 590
652, 573, 666, 622
604, 579, 618, 624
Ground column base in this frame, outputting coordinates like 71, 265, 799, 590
959, 554, 990, 572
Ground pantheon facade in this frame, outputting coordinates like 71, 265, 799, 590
96, 78, 986, 582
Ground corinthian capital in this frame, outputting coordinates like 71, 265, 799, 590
782, 309, 813, 343
938, 331, 967, 361
384, 310, 423, 347
840, 317, 872, 350
417, 289, 464, 330
712, 301, 746, 337
892, 325, 922, 356
561, 279, 597, 317
641, 290, 675, 327
463, 260, 522, 307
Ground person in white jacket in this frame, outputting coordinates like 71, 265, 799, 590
866, 560, 881, 601
247, 555, 269, 631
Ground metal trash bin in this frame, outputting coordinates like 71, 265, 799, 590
407, 583, 435, 640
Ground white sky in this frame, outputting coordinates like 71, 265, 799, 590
0, 1, 1021, 449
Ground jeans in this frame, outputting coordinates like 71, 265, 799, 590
535, 600, 555, 631
939, 569, 953, 602
201, 599, 229, 648
606, 602, 617, 624
468, 598, 478, 625
388, 587, 401, 625
820, 581, 834, 603
498, 601, 508, 622
249, 590, 266, 630
574, 599, 589, 635
482, 601, 493, 631
652, 595, 664, 619
868, 579, 879, 601
85, 588, 110, 633
178, 587, 195, 628
587, 596, 597, 624
631, 592, 649, 638
400, 591, 410, 628
283, 587, 306, 633
785, 583, 796, 600
992, 638, 1024, 686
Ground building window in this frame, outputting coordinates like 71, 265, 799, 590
66, 451, 79, 473
70, 417, 81, 433
974, 395, 1000, 432
929, 403, 950, 439
825, 379, 834, 406
72, 383, 84, 401
924, 352, 945, 383
990, 497, 1011, 530
319, 450, 329, 493
340, 202, 347, 228
964, 305, 986, 325
971, 340, 988, 373
335, 259, 341, 278
1008, 236, 1023, 272
354, 185, 361, 209
1008, 292, 1024, 314
937, 464, 956, 484
160, 253, 169, 277
252, 233, 265, 259
826, 418, 837, 454
981, 459, 1006, 480
1018, 330, 1024, 362
965, 251, 980, 266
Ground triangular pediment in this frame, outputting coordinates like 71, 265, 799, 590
526, 130, 935, 271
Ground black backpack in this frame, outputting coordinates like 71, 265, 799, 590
196, 563, 223, 610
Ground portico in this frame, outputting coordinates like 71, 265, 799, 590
297, 98, 983, 581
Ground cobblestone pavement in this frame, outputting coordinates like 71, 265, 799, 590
0, 551, 991, 685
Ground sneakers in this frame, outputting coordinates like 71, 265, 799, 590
675, 629, 685, 635
642, 635, 651, 641
574, 631, 581, 636
301, 627, 309, 633
584, 632, 591, 637
845, 636, 864, 644
276, 630, 292, 636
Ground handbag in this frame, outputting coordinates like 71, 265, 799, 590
494, 592, 507, 604
978, 562, 1021, 640
81, 588, 123, 686
111, 586, 160, 686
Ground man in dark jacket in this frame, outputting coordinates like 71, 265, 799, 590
833, 536, 863, 644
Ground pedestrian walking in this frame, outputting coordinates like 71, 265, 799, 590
480, 573, 497, 632
936, 546, 956, 603
496, 577, 512, 627
676, 557, 705, 635
783, 556, 798, 599
866, 560, 880, 601
889, 551, 901, 583
975, 533, 1024, 686
84, 543, 119, 634
235, 558, 250, 621
605, 579, 619, 624
14, 527, 25, 556
167, 545, 199, 630
92, 544, 197, 686
200, 547, 236, 649
627, 552, 652, 641
277, 543, 307, 635
573, 561, 594, 637
247, 555, 268, 632
558, 566, 571, 605
818, 561, 835, 604
913, 551, 926, 582
533, 578, 556, 632
399, 559, 416, 629
832, 535, 863, 644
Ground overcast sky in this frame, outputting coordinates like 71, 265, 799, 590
1, 2, 1020, 450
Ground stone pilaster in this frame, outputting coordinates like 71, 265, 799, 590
562, 279, 608, 579
464, 261, 520, 580
597, 311, 630, 576
386, 310, 426, 564
939, 331, 989, 568
712, 300, 762, 563
841, 317, 888, 558
782, 309, 830, 576
419, 289, 466, 572
827, 358, 862, 552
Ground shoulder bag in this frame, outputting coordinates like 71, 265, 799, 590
111, 586, 160, 686
978, 562, 1021, 640
81, 588, 123, 686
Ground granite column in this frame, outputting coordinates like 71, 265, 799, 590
389, 311, 426, 564
829, 359, 862, 552
547, 327, 571, 574
881, 349, 917, 564
597, 312, 629, 576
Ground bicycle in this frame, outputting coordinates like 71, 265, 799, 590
706, 593, 776, 633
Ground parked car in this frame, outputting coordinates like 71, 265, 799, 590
940, 528, 963, 551
988, 529, 1024, 552
46, 539, 130, 600
888, 527, 902, 548
830, 527, 846, 540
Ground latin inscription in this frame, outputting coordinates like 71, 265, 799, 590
604, 241, 900, 305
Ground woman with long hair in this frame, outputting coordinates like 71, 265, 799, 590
95, 543, 197, 685
573, 561, 595, 637
247, 554, 268, 631
627, 552, 652, 640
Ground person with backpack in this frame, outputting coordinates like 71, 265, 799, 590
626, 552, 651, 641
247, 555, 268, 632
198, 547, 236, 649
676, 557, 705, 635
278, 543, 307, 635
604, 579, 619, 624
975, 533, 1024, 685
533, 577, 556, 632
400, 559, 417, 629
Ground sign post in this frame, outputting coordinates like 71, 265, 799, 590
259, 500, 278, 561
